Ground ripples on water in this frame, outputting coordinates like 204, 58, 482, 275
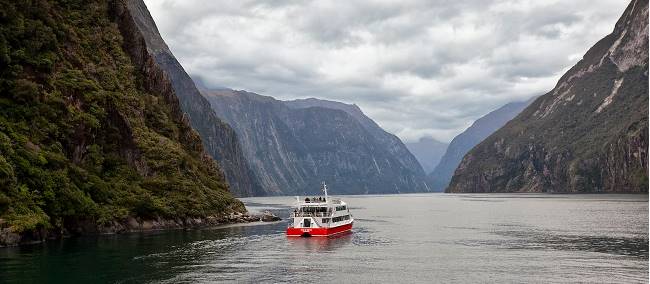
496, 230, 648, 258
0, 193, 647, 283
456, 227, 649, 259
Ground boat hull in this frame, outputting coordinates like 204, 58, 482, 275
286, 222, 353, 237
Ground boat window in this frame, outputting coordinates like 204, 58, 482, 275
303, 218, 311, 227
332, 215, 351, 222
332, 215, 350, 222
335, 206, 347, 211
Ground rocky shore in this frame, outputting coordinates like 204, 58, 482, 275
0, 211, 281, 248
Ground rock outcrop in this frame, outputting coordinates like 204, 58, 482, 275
203, 90, 430, 195
429, 98, 534, 191
447, 0, 648, 193
123, 0, 263, 196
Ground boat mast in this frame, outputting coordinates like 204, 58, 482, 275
322, 181, 328, 202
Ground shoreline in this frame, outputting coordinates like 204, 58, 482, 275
0, 211, 281, 248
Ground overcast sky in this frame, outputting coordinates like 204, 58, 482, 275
143, 0, 628, 143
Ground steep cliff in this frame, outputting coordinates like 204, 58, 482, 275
0, 0, 243, 246
122, 0, 263, 197
429, 98, 533, 191
447, 0, 648, 193
203, 90, 430, 195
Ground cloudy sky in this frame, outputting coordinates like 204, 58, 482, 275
143, 0, 629, 143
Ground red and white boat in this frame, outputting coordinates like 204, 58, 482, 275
286, 183, 353, 237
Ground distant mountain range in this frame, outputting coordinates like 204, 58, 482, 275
201, 89, 430, 195
428, 98, 535, 191
447, 0, 648, 193
405, 137, 448, 173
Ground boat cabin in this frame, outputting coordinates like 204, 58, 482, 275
289, 185, 352, 230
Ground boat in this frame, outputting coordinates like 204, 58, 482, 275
286, 183, 354, 237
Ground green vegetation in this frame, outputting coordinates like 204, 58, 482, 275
0, 0, 243, 235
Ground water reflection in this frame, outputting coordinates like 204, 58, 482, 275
287, 233, 352, 252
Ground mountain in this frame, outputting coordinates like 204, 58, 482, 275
447, 0, 648, 193
123, 0, 263, 196
405, 137, 448, 173
0, 0, 243, 246
284, 98, 427, 183
428, 98, 534, 191
202, 90, 430, 195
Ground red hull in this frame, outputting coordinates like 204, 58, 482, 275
286, 222, 353, 237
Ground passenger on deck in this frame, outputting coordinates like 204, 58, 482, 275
305, 197, 310, 202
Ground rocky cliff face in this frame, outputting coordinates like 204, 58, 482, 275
447, 0, 648, 193
203, 90, 430, 195
123, 0, 263, 197
405, 137, 448, 174
0, 0, 243, 246
429, 99, 533, 191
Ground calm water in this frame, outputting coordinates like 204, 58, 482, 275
1, 194, 648, 283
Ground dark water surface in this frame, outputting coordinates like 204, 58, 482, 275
1, 194, 648, 283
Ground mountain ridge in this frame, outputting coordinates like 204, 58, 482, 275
124, 0, 264, 197
428, 98, 535, 191
284, 97, 427, 181
203, 89, 430, 195
447, 0, 648, 193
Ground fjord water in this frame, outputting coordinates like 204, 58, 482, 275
1, 194, 647, 283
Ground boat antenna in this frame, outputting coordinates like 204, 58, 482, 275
322, 181, 328, 202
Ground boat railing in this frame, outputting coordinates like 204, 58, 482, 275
300, 198, 342, 204
291, 212, 331, 217
303, 199, 326, 204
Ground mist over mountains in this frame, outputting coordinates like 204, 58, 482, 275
405, 137, 448, 174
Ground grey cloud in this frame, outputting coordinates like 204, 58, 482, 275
144, 0, 628, 142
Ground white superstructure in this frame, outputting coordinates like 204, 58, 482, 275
286, 183, 354, 237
